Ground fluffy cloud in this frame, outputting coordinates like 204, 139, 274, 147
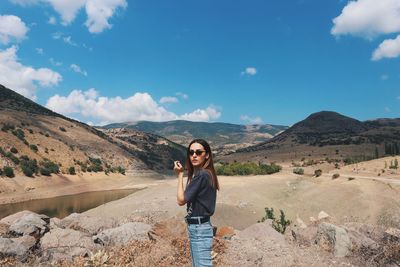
240, 115, 263, 125
46, 89, 220, 125
160, 96, 178, 104
11, 0, 127, 33
372, 35, 400, 60
176, 92, 189, 100
332, 0, 400, 60
0, 15, 29, 44
0, 46, 62, 100
35, 48, 44, 55
180, 106, 221, 122
241, 67, 257, 76
331, 0, 400, 38
70, 63, 88, 76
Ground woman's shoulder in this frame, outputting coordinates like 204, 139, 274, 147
198, 169, 212, 179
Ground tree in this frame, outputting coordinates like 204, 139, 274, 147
3, 166, 14, 178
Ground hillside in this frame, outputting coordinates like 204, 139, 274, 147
0, 85, 185, 178
222, 111, 400, 164
103, 120, 288, 155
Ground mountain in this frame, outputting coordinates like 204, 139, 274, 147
103, 120, 288, 155
222, 111, 400, 163
0, 84, 185, 176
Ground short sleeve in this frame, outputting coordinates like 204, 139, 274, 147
184, 171, 208, 203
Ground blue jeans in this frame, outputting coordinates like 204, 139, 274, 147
187, 221, 213, 267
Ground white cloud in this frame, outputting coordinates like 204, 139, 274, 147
49, 57, 62, 66
48, 16, 57, 24
0, 15, 29, 44
11, 0, 127, 33
85, 0, 128, 33
46, 89, 221, 125
331, 0, 400, 39
0, 46, 62, 100
372, 35, 400, 61
52, 32, 78, 46
176, 92, 189, 100
240, 115, 263, 124
180, 106, 221, 122
35, 48, 44, 55
70, 63, 88, 76
384, 107, 391, 112
241, 67, 257, 76
160, 96, 178, 104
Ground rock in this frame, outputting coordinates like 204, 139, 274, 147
9, 213, 49, 237
0, 222, 9, 237
291, 226, 318, 246
309, 216, 317, 223
216, 226, 235, 240
49, 218, 61, 230
346, 227, 379, 251
60, 214, 118, 235
40, 228, 100, 262
0, 236, 36, 258
93, 222, 151, 246
0, 210, 37, 225
316, 222, 351, 257
317, 211, 330, 221
237, 220, 286, 245
295, 217, 307, 229
384, 227, 400, 242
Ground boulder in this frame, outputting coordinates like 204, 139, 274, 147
0, 210, 38, 225
216, 226, 235, 240
93, 222, 151, 246
291, 225, 318, 246
384, 227, 400, 242
0, 236, 36, 258
59, 214, 118, 235
9, 213, 49, 237
317, 211, 330, 221
237, 220, 286, 244
40, 228, 100, 262
316, 222, 351, 257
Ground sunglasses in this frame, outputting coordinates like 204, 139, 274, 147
189, 149, 206, 156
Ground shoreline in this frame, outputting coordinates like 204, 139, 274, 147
0, 172, 165, 205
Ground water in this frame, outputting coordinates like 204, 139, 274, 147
0, 188, 141, 219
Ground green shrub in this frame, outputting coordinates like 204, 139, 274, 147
1, 124, 15, 132
10, 147, 18, 154
215, 162, 281, 176
117, 166, 125, 175
68, 166, 76, 175
348, 177, 355, 181
29, 144, 38, 152
5, 152, 19, 165
28, 129, 33, 134
40, 167, 51, 176
3, 166, 14, 178
332, 173, 340, 179
389, 159, 399, 169
293, 167, 304, 175
258, 207, 291, 234
45, 133, 49, 137
12, 129, 25, 141
20, 157, 39, 177
314, 169, 322, 177
88, 157, 103, 172
40, 160, 59, 174
23, 140, 29, 146
59, 127, 67, 132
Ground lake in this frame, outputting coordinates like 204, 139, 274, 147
0, 188, 141, 219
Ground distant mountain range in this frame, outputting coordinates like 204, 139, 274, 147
0, 84, 185, 175
222, 111, 400, 163
103, 121, 288, 155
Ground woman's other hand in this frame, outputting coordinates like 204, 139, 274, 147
174, 161, 184, 174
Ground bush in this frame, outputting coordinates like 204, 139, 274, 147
0, 168, 2, 176
332, 173, 340, 179
3, 166, 14, 178
12, 129, 25, 141
20, 157, 39, 177
5, 152, 19, 165
68, 166, 76, 175
293, 167, 304, 175
29, 144, 38, 152
28, 129, 33, 134
40, 160, 59, 174
10, 147, 18, 154
215, 162, 281, 176
117, 166, 125, 175
40, 167, 51, 176
1, 124, 15, 132
348, 177, 355, 181
258, 207, 291, 234
314, 169, 322, 177
59, 127, 67, 132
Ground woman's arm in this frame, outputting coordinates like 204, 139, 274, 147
174, 161, 186, 206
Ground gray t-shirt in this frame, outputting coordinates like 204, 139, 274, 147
184, 170, 216, 217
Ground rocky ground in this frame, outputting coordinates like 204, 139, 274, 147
0, 210, 399, 266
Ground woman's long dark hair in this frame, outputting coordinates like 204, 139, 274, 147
185, 139, 219, 190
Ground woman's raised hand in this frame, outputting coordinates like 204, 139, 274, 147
174, 161, 184, 174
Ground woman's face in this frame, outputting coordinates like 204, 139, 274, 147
189, 143, 208, 168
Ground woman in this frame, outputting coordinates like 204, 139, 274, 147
174, 139, 220, 267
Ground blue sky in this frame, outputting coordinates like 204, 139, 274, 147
0, 0, 399, 126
